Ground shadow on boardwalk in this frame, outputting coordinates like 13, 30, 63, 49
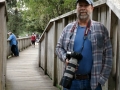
6, 45, 59, 90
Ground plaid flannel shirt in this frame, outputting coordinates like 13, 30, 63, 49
56, 20, 112, 90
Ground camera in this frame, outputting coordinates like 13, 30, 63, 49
60, 51, 83, 89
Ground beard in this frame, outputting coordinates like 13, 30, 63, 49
77, 11, 90, 21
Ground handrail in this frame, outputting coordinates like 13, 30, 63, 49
39, 10, 76, 42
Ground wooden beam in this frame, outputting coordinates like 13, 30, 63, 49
93, 0, 106, 7
106, 0, 120, 19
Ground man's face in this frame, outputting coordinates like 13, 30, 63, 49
76, 1, 93, 20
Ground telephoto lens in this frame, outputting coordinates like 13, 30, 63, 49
60, 58, 77, 89
60, 51, 83, 89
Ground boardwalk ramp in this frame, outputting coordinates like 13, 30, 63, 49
6, 45, 59, 90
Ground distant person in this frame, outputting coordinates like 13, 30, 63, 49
31, 33, 36, 47
8, 32, 19, 57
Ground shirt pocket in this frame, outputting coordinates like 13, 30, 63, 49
88, 33, 96, 43
96, 34, 104, 48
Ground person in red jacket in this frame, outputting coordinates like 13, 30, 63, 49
31, 33, 36, 47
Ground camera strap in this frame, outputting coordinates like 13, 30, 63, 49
84, 20, 91, 38
67, 20, 91, 52
81, 20, 91, 52
67, 21, 78, 50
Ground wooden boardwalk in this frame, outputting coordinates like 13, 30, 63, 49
6, 45, 59, 90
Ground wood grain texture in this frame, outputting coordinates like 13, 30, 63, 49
6, 45, 59, 90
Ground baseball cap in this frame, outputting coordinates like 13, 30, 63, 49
76, 0, 93, 6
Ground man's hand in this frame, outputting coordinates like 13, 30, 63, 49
65, 59, 69, 66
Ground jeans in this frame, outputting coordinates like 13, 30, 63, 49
63, 79, 102, 90
11, 45, 19, 56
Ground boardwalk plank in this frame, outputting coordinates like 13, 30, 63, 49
6, 45, 59, 90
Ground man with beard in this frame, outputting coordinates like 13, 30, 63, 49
56, 0, 112, 90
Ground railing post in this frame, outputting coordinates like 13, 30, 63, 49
53, 21, 57, 86
116, 19, 120, 90
38, 42, 41, 67
0, 1, 7, 90
44, 32, 48, 75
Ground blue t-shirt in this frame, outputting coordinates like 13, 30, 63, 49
73, 25, 93, 75
8, 34, 17, 46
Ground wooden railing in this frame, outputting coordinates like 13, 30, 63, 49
39, 0, 120, 90
7, 37, 31, 58
0, 1, 8, 90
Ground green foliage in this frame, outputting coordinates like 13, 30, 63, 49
6, 0, 96, 36
21, 0, 76, 32
7, 0, 23, 37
